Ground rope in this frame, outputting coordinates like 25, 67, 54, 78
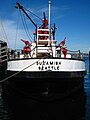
23, 13, 33, 42
67, 49, 80, 53
19, 9, 33, 43
14, 10, 20, 50
0, 57, 44, 84
24, 7, 42, 21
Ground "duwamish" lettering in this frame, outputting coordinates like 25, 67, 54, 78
36, 61, 61, 66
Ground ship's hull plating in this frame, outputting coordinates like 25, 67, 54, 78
6, 72, 85, 101
1, 58, 86, 119
1, 79, 85, 120
3, 58, 86, 101
6, 58, 86, 94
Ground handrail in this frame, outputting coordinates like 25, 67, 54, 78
7, 46, 83, 60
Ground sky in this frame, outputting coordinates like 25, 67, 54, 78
0, 0, 90, 53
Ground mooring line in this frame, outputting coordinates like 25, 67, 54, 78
0, 57, 44, 83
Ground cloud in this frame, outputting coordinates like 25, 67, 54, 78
0, 3, 71, 50
1, 19, 34, 49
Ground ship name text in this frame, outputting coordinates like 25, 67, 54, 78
36, 61, 61, 71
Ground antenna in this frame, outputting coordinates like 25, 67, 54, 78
48, 0, 51, 40
48, 0, 51, 28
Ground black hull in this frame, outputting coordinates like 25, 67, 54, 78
1, 64, 86, 120
5, 70, 85, 101
1, 79, 86, 120
6, 58, 86, 100
1, 70, 85, 119
7, 70, 86, 78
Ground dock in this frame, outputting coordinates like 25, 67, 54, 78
0, 40, 8, 80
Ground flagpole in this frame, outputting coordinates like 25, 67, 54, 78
48, 0, 51, 40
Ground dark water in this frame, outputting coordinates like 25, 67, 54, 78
84, 57, 90, 120
0, 57, 90, 120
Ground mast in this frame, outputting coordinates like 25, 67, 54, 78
16, 2, 37, 28
48, 0, 51, 40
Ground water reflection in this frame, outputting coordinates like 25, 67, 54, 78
3, 86, 86, 120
